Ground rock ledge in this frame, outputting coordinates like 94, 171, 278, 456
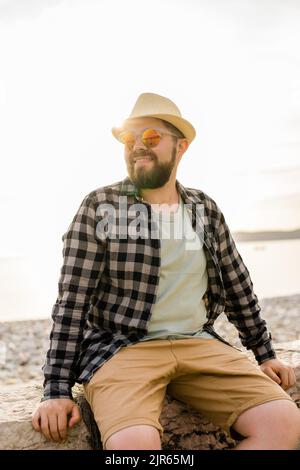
1, 342, 299, 450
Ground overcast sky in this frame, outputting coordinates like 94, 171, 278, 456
0, 0, 300, 256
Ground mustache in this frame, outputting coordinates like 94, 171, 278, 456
129, 149, 157, 162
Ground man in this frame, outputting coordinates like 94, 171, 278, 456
32, 92, 300, 450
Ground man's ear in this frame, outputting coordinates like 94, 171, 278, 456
177, 138, 189, 158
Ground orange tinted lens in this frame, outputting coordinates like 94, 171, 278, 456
119, 131, 135, 148
142, 129, 161, 148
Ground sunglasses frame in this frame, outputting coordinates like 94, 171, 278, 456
118, 127, 179, 149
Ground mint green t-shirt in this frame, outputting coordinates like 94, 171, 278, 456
141, 195, 214, 341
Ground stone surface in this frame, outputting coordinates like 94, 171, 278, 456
0, 343, 299, 450
0, 383, 92, 450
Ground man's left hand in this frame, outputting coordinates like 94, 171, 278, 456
260, 358, 296, 390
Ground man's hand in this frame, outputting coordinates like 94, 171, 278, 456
260, 358, 296, 390
31, 398, 81, 442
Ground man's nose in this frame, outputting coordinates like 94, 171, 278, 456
131, 134, 147, 151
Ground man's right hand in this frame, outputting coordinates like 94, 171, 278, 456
31, 398, 81, 442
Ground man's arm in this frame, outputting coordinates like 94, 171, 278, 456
215, 209, 276, 364
42, 193, 106, 401
32, 193, 106, 441
216, 209, 296, 389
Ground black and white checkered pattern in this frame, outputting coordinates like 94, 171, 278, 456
42, 177, 276, 400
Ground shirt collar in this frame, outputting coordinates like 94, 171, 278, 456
120, 177, 204, 206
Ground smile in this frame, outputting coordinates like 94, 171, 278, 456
133, 157, 153, 163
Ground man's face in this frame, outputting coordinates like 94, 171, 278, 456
123, 117, 179, 190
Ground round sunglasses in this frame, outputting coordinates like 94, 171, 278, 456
118, 128, 179, 150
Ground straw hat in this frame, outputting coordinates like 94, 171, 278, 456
112, 92, 196, 144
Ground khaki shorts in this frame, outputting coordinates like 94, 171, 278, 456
83, 338, 292, 448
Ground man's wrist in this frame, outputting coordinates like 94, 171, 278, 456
254, 347, 277, 365
43, 381, 73, 401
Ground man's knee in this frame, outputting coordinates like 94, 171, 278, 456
234, 399, 300, 448
105, 424, 161, 450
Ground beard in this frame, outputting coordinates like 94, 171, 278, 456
126, 146, 177, 190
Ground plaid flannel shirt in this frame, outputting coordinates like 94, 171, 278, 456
42, 177, 276, 400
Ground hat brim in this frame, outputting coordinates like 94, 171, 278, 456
112, 113, 196, 145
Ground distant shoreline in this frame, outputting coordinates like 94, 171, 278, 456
233, 228, 300, 242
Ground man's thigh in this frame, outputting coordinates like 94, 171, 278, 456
83, 340, 175, 448
167, 338, 293, 437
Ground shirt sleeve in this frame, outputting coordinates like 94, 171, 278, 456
216, 210, 276, 364
42, 194, 106, 400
